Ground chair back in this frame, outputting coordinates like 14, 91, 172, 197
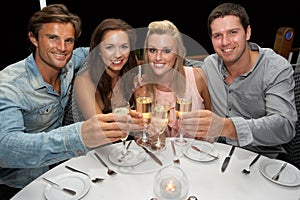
278, 65, 300, 169
273, 27, 295, 59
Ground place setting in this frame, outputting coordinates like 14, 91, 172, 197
42, 172, 91, 200
94, 139, 175, 174
258, 158, 300, 187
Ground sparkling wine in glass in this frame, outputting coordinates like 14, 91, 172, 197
135, 89, 153, 147
175, 93, 192, 145
150, 104, 169, 151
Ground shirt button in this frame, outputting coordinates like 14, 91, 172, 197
77, 150, 82, 155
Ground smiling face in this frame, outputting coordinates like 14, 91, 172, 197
146, 33, 177, 76
99, 30, 130, 76
210, 15, 251, 67
30, 22, 76, 72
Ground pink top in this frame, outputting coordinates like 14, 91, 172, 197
155, 67, 205, 131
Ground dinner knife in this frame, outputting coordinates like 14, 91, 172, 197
142, 146, 163, 166
42, 177, 76, 196
191, 145, 219, 159
221, 146, 235, 172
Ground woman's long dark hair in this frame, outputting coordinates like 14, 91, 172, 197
87, 18, 138, 113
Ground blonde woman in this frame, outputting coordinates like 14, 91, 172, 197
141, 20, 211, 138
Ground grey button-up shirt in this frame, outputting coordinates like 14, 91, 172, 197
202, 43, 297, 151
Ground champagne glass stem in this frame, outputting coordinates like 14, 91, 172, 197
178, 127, 184, 143
121, 140, 127, 155
156, 133, 161, 146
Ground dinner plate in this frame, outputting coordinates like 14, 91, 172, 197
259, 158, 300, 186
94, 140, 174, 174
44, 172, 90, 200
108, 147, 147, 167
184, 140, 219, 162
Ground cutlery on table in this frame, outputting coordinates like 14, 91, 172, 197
221, 145, 235, 172
42, 177, 76, 196
142, 146, 163, 166
93, 152, 117, 175
65, 165, 104, 183
171, 140, 180, 164
117, 140, 133, 162
242, 154, 261, 174
191, 145, 219, 159
271, 162, 287, 181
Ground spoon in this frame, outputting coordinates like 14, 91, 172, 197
65, 165, 104, 183
94, 152, 117, 175
242, 154, 261, 174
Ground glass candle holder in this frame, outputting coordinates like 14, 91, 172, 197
153, 165, 189, 200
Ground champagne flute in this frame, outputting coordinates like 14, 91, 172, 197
150, 103, 169, 151
112, 100, 131, 157
135, 89, 153, 147
108, 99, 146, 166
175, 93, 192, 145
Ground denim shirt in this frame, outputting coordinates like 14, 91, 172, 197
0, 47, 89, 188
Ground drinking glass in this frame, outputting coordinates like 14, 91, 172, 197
150, 99, 171, 151
150, 104, 169, 151
175, 93, 192, 145
135, 89, 153, 147
108, 100, 145, 166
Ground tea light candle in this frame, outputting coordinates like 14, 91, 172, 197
160, 177, 181, 199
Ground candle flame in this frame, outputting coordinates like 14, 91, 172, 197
165, 181, 176, 192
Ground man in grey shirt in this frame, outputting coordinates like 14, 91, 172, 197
180, 3, 297, 156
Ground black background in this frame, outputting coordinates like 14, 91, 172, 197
1, 0, 299, 69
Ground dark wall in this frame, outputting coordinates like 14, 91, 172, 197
1, 0, 299, 69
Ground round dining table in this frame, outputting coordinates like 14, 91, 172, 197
11, 138, 300, 200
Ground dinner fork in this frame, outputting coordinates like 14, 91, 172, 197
271, 162, 287, 181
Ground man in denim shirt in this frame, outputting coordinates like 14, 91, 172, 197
0, 4, 130, 198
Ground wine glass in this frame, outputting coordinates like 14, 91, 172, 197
108, 99, 145, 166
175, 93, 192, 145
150, 103, 169, 151
135, 89, 153, 147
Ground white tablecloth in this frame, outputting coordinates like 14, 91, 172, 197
12, 139, 300, 200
